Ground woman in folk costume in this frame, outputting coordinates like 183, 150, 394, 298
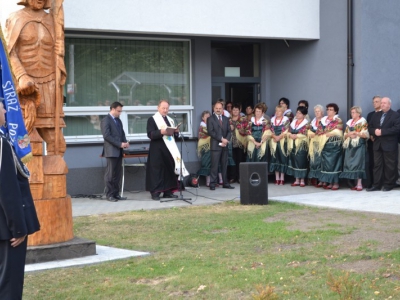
279, 97, 294, 122
246, 102, 272, 163
197, 111, 212, 186
286, 106, 310, 187
228, 103, 248, 183
316, 103, 343, 190
269, 105, 290, 185
339, 106, 369, 191
307, 104, 325, 186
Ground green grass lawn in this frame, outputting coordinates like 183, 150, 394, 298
24, 201, 400, 299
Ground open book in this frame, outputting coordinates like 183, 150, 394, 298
165, 122, 182, 136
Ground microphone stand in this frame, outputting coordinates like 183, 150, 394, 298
160, 115, 192, 204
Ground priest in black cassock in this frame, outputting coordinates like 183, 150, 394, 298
146, 100, 189, 200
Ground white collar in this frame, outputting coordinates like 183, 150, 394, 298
283, 109, 292, 116
290, 118, 308, 129
346, 117, 366, 127
271, 115, 289, 124
321, 115, 339, 126
251, 116, 265, 124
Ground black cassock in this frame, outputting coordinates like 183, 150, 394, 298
145, 117, 178, 193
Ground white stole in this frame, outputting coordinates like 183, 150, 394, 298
153, 112, 189, 179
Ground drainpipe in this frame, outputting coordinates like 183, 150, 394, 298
347, 0, 354, 116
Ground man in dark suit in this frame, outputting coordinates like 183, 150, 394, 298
207, 101, 234, 190
101, 102, 130, 202
0, 102, 40, 299
367, 97, 400, 192
365, 96, 381, 188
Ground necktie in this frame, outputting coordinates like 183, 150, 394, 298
380, 113, 386, 126
218, 115, 222, 126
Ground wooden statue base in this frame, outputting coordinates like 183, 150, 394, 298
27, 237, 96, 264
28, 196, 74, 246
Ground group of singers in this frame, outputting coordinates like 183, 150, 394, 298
197, 97, 399, 191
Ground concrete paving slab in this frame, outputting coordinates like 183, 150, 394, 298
26, 245, 150, 272
269, 189, 400, 215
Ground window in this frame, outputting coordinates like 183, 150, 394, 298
63, 37, 192, 143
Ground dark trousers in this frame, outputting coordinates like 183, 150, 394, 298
0, 238, 28, 300
372, 148, 398, 189
104, 155, 123, 197
210, 150, 228, 186
229, 147, 245, 181
366, 143, 374, 187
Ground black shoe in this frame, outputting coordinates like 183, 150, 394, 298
382, 187, 392, 192
115, 195, 127, 200
366, 186, 380, 192
210, 185, 215, 191
223, 184, 235, 189
151, 193, 160, 200
107, 196, 118, 202
163, 193, 178, 198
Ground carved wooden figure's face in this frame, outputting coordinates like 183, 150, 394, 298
27, 0, 45, 10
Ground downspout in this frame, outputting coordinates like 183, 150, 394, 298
347, 0, 354, 116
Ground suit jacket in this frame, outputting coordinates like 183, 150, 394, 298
368, 109, 400, 152
101, 114, 127, 157
207, 113, 232, 151
0, 136, 40, 240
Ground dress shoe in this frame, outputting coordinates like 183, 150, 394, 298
223, 184, 235, 189
107, 196, 118, 202
331, 185, 339, 191
382, 187, 392, 192
151, 193, 160, 200
210, 185, 215, 191
300, 182, 306, 187
279, 180, 285, 186
114, 195, 127, 200
366, 186, 380, 192
163, 193, 178, 198
291, 182, 300, 187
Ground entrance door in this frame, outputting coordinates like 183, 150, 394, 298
212, 82, 225, 102
226, 83, 259, 113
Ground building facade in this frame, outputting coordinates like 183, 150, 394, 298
1, 0, 400, 195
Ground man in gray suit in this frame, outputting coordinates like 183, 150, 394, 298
101, 102, 130, 201
207, 101, 234, 190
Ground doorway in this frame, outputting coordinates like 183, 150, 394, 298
212, 82, 259, 113
211, 41, 261, 112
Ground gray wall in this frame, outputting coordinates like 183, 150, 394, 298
353, 0, 400, 114
268, 0, 348, 119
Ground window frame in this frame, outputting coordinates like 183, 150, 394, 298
63, 34, 193, 144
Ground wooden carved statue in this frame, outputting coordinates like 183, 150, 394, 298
4, 0, 73, 246
5, 0, 67, 155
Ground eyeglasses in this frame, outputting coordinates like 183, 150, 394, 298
326, 108, 335, 111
